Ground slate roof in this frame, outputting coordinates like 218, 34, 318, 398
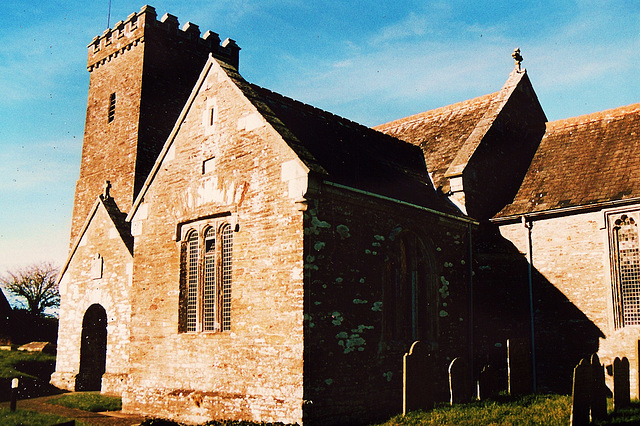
374, 70, 530, 196
374, 93, 498, 193
254, 85, 453, 208
496, 103, 640, 218
101, 195, 134, 254
129, 57, 464, 220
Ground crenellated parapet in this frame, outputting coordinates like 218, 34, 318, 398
87, 5, 240, 71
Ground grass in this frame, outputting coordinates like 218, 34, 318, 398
376, 394, 640, 426
376, 394, 572, 426
0, 349, 58, 401
0, 407, 78, 426
48, 391, 122, 412
0, 349, 56, 380
593, 400, 640, 425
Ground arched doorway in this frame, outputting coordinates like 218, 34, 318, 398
76, 304, 107, 391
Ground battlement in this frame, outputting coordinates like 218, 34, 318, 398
87, 5, 240, 71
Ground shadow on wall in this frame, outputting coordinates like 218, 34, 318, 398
474, 223, 604, 394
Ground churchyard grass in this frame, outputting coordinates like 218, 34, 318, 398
591, 400, 640, 425
376, 394, 572, 426
0, 349, 56, 380
0, 407, 80, 425
48, 391, 122, 412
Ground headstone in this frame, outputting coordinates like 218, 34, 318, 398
449, 356, 471, 404
613, 357, 630, 411
17, 341, 56, 354
403, 341, 433, 415
590, 353, 607, 421
570, 357, 591, 426
478, 364, 500, 400
507, 338, 533, 395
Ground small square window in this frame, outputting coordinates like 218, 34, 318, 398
203, 157, 216, 174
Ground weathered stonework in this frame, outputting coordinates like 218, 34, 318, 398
70, 5, 239, 243
52, 198, 133, 395
121, 60, 306, 423
497, 208, 640, 397
301, 186, 473, 424
55, 4, 640, 425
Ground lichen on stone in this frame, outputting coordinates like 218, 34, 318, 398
336, 224, 351, 239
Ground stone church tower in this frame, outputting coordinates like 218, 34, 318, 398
70, 5, 239, 241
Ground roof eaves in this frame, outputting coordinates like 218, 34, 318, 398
492, 197, 640, 223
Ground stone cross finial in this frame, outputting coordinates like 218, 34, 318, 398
103, 180, 112, 199
512, 47, 523, 71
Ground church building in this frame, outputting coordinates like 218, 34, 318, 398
51, 5, 640, 425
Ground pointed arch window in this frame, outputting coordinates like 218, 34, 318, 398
383, 231, 438, 343
610, 212, 640, 328
181, 222, 233, 333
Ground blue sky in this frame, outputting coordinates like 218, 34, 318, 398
0, 0, 639, 274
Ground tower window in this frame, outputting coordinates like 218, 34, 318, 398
108, 93, 116, 123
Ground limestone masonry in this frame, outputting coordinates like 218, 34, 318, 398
52, 5, 640, 425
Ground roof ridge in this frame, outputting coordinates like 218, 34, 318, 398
250, 83, 368, 128
250, 83, 421, 149
547, 103, 640, 131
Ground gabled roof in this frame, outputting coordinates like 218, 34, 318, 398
247, 85, 456, 211
374, 69, 533, 193
59, 194, 132, 282
128, 54, 462, 219
495, 103, 640, 218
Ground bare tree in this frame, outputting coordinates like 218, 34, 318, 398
1, 262, 60, 317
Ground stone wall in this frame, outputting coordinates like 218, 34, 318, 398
51, 201, 133, 395
122, 59, 306, 424
498, 207, 640, 396
302, 185, 473, 425
71, 5, 238, 242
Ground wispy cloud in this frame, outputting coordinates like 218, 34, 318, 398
0, 139, 79, 192
263, 2, 640, 125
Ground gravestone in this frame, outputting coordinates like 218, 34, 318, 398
507, 338, 533, 395
590, 354, 607, 421
613, 357, 630, 411
448, 357, 471, 404
478, 364, 500, 400
570, 357, 591, 426
403, 341, 432, 415
17, 341, 56, 354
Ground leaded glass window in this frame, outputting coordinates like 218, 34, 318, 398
181, 222, 233, 333
611, 213, 640, 328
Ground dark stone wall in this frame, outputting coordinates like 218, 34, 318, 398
302, 186, 473, 425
